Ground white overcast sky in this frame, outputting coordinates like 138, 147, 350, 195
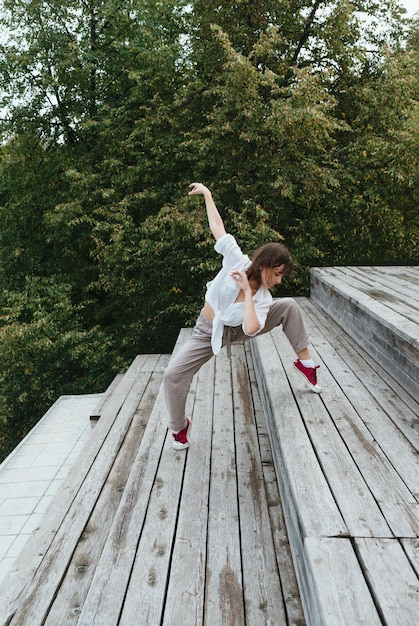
401, 0, 418, 17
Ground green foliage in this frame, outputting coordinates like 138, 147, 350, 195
0, 134, 70, 289
0, 277, 119, 459
0, 0, 418, 459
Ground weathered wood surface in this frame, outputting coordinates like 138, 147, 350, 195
0, 353, 169, 625
355, 538, 419, 625
246, 342, 304, 623
89, 372, 124, 425
305, 537, 382, 626
2, 267, 418, 626
310, 266, 419, 401
252, 295, 419, 626
0, 333, 304, 626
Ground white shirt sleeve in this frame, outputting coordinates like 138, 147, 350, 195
214, 234, 249, 268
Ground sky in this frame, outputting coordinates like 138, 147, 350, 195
401, 0, 418, 17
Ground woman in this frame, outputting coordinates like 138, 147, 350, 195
164, 183, 321, 450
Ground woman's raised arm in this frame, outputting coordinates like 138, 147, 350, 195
188, 183, 226, 241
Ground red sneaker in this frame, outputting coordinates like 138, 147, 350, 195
172, 418, 191, 450
293, 360, 322, 393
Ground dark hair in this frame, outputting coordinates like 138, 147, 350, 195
246, 242, 293, 284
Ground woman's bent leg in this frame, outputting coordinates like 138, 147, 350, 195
261, 298, 310, 354
261, 298, 322, 392
163, 314, 214, 432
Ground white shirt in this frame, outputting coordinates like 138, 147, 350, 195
205, 234, 272, 354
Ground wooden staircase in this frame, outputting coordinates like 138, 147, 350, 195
251, 266, 418, 626
0, 267, 418, 626
310, 266, 419, 402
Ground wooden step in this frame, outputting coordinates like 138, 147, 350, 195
0, 353, 169, 625
0, 332, 304, 626
4, 268, 417, 625
89, 372, 124, 426
251, 296, 419, 625
310, 266, 419, 401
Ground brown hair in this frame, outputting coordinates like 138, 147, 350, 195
246, 242, 293, 285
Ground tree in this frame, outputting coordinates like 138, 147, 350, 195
0, 277, 116, 459
0, 0, 189, 460
0, 0, 190, 333
183, 0, 418, 275
0, 0, 417, 460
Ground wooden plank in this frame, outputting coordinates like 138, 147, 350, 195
160, 355, 215, 626
368, 266, 419, 292
272, 310, 419, 537
75, 392, 175, 625
245, 343, 306, 626
75, 336, 198, 625
401, 539, 419, 577
251, 332, 348, 538
302, 297, 419, 449
310, 268, 419, 365
310, 275, 419, 372
311, 267, 419, 339
1, 354, 157, 625
350, 265, 419, 312
251, 331, 347, 622
201, 350, 245, 626
251, 293, 419, 622
258, 463, 306, 625
350, 266, 419, 308
1, 326, 305, 626
116, 433, 186, 626
269, 329, 392, 538
42, 356, 168, 625
89, 372, 124, 424
120, 357, 215, 626
299, 297, 419, 501
305, 537, 381, 626
369, 265, 419, 280
231, 344, 287, 625
334, 266, 419, 323
162, 359, 214, 626
355, 538, 419, 625
310, 271, 419, 404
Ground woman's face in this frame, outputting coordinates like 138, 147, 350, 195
260, 265, 286, 290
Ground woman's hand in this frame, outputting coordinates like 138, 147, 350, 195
231, 270, 260, 334
231, 270, 251, 292
188, 182, 210, 196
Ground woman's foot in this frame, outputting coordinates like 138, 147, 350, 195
293, 360, 322, 393
172, 418, 191, 450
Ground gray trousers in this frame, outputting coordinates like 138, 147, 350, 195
164, 297, 310, 432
